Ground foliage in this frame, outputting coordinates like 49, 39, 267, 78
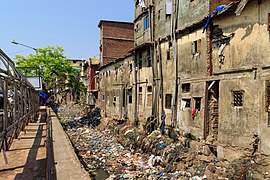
14, 46, 85, 104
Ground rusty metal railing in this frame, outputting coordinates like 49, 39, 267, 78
0, 49, 39, 151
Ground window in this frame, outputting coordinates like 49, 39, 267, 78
167, 50, 171, 60
232, 91, 243, 107
194, 97, 202, 111
147, 86, 152, 92
135, 24, 139, 32
113, 96, 116, 107
128, 89, 132, 104
139, 59, 143, 69
158, 10, 161, 20
167, 42, 172, 60
182, 98, 191, 108
102, 95, 105, 101
147, 56, 151, 67
192, 41, 198, 55
139, 87, 142, 93
144, 16, 149, 30
129, 64, 132, 72
182, 83, 191, 93
165, 94, 172, 109
128, 95, 132, 104
192, 40, 201, 55
268, 13, 270, 31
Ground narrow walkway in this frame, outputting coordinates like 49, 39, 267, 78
49, 108, 90, 180
0, 107, 90, 180
0, 108, 47, 180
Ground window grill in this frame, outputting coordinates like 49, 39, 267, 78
233, 91, 243, 107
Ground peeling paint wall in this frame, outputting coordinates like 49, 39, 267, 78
155, 0, 172, 39
212, 0, 270, 155
176, 29, 208, 138
98, 56, 134, 122
178, 31, 208, 79
178, 0, 209, 30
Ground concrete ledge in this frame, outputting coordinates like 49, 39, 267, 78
49, 109, 90, 180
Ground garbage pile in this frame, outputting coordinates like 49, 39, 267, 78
66, 127, 188, 179
60, 107, 101, 130
59, 106, 266, 179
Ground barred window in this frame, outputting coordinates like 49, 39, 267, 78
233, 91, 243, 107
182, 83, 191, 93
165, 94, 172, 109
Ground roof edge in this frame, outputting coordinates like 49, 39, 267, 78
98, 20, 134, 28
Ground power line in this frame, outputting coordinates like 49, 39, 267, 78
8, 48, 32, 56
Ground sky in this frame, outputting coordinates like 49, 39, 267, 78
0, 1, 134, 60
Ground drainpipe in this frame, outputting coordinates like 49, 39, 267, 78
134, 52, 138, 121
149, 4, 158, 119
158, 39, 163, 126
171, 0, 179, 127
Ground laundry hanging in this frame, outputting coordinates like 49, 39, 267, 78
138, 0, 146, 8
203, 5, 226, 33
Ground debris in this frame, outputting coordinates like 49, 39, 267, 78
58, 106, 266, 179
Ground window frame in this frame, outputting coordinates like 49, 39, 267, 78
144, 15, 149, 30
232, 90, 244, 107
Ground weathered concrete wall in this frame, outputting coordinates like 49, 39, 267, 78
218, 76, 259, 147
212, 1, 270, 154
176, 29, 209, 138
158, 41, 175, 125
178, 0, 209, 30
98, 55, 135, 122
136, 49, 153, 123
154, 0, 172, 39
212, 1, 270, 71
178, 30, 208, 79
178, 81, 206, 138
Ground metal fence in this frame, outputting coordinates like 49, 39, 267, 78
0, 49, 39, 151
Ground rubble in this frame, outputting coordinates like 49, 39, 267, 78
57, 106, 269, 180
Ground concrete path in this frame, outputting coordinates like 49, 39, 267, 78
49, 109, 90, 180
0, 107, 90, 180
0, 114, 47, 180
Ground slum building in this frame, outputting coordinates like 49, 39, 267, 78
97, 20, 134, 118
133, 0, 156, 126
98, 55, 135, 120
170, 0, 270, 157
209, 0, 270, 155
81, 57, 100, 106
96, 0, 270, 158
132, 0, 211, 131
133, 0, 270, 157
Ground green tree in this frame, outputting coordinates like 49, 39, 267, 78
14, 46, 85, 104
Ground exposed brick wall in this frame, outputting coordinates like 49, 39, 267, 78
100, 21, 134, 66
210, 0, 237, 11
102, 22, 134, 39
102, 38, 134, 65
89, 65, 99, 90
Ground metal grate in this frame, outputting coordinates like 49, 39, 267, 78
233, 91, 243, 106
